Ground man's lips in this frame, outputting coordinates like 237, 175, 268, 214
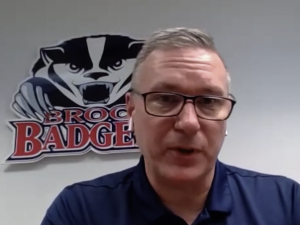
167, 147, 200, 165
168, 146, 201, 154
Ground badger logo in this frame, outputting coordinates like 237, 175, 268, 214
6, 34, 143, 164
12, 34, 143, 119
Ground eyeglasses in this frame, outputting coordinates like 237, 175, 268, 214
130, 89, 236, 121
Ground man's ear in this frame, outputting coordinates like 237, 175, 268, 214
125, 92, 135, 118
126, 92, 135, 131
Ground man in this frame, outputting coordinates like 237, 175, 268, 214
41, 27, 300, 225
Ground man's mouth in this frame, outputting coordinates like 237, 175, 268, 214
77, 82, 115, 104
177, 148, 195, 154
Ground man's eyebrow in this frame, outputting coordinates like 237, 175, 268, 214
150, 82, 225, 95
200, 86, 225, 95
150, 82, 179, 91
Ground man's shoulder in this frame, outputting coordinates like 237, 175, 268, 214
41, 165, 138, 224
221, 161, 300, 195
65, 165, 136, 194
224, 162, 297, 183
220, 162, 300, 223
51, 164, 137, 208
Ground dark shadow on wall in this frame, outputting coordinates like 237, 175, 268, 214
2, 151, 141, 173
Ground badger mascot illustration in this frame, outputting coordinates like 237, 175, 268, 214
11, 34, 144, 120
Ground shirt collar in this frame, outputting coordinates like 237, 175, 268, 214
133, 156, 232, 222
206, 159, 232, 216
133, 156, 166, 222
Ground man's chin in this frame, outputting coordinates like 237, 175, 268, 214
162, 166, 205, 183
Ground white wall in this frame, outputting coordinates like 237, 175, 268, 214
1, 0, 300, 224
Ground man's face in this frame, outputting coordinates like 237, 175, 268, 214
126, 47, 229, 183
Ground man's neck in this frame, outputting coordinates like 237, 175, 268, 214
145, 164, 215, 224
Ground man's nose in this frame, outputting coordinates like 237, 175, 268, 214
174, 102, 200, 135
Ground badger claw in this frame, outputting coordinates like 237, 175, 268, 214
12, 80, 52, 120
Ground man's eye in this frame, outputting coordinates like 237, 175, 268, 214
200, 98, 217, 104
156, 95, 180, 103
158, 96, 175, 102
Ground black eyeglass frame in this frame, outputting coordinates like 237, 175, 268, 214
129, 89, 237, 121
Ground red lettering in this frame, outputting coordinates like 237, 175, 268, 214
7, 105, 140, 162
84, 108, 108, 123
44, 111, 63, 125
114, 121, 134, 147
12, 122, 43, 157
65, 109, 84, 123
110, 105, 127, 120
90, 122, 113, 148
42, 126, 65, 150
65, 124, 90, 149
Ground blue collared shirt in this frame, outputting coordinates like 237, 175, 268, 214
41, 157, 300, 225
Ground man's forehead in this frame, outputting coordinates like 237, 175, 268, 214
135, 48, 228, 95
147, 47, 222, 66
147, 78, 226, 95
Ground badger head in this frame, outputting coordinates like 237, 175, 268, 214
32, 34, 144, 107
